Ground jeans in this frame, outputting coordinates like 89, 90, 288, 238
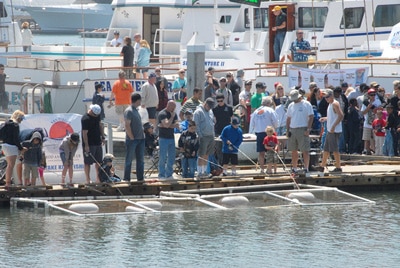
320, 121, 327, 151
124, 138, 145, 181
339, 121, 349, 153
273, 31, 286, 62
383, 131, 394, 157
158, 138, 176, 178
181, 157, 197, 178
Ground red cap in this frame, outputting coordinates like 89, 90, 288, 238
274, 82, 280, 88
367, 89, 376, 95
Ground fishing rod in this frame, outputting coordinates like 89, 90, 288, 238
274, 150, 300, 190
229, 143, 259, 170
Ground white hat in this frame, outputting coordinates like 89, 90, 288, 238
289, 90, 301, 101
90, 104, 101, 116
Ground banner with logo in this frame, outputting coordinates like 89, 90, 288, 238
288, 66, 369, 89
20, 113, 84, 179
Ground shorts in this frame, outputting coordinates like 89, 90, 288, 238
60, 152, 74, 165
115, 104, 130, 115
222, 153, 238, 165
136, 68, 149, 73
2, 143, 19, 156
323, 132, 340, 152
287, 127, 310, 152
265, 150, 277, 164
83, 145, 103, 165
256, 132, 267, 152
146, 107, 157, 119
198, 135, 215, 156
362, 127, 373, 141
24, 164, 38, 178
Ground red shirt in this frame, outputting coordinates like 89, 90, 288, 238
263, 135, 278, 150
372, 118, 386, 137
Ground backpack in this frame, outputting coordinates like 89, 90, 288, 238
0, 120, 16, 141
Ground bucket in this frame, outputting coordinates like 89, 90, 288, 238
309, 151, 319, 169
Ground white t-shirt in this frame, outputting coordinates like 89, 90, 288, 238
110, 37, 122, 47
361, 97, 381, 128
287, 99, 314, 128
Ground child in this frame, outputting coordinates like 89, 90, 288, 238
178, 120, 199, 178
59, 133, 80, 186
220, 117, 243, 176
144, 122, 158, 158
175, 109, 193, 133
21, 131, 42, 186
98, 153, 121, 183
263, 126, 279, 174
372, 108, 386, 156
37, 151, 47, 186
92, 83, 105, 121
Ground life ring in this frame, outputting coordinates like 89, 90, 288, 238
68, 203, 99, 213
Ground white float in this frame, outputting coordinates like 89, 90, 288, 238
136, 201, 163, 210
125, 206, 146, 213
68, 203, 99, 213
220, 196, 250, 207
287, 192, 316, 202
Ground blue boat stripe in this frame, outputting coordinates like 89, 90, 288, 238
324, 30, 392, 38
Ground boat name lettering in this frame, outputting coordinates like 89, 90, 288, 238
95, 81, 144, 92
182, 61, 225, 67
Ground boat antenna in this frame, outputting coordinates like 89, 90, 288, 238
363, 0, 371, 57
81, 0, 86, 60
341, 0, 347, 59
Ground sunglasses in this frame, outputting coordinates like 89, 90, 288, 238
179, 72, 185, 74
155, 70, 161, 73
369, 94, 376, 96
324, 95, 332, 99
217, 100, 224, 102
277, 87, 283, 90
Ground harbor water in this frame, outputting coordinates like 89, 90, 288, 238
1, 191, 399, 267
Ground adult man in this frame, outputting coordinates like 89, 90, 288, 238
314, 89, 344, 173
120, 36, 134, 78
109, 71, 133, 131
193, 98, 215, 178
157, 100, 179, 180
251, 82, 267, 111
204, 67, 218, 100
217, 77, 233, 106
81, 104, 105, 184
226, 71, 240, 106
0, 64, 8, 113
236, 69, 245, 90
124, 93, 145, 182
333, 86, 349, 153
213, 93, 233, 136
110, 31, 122, 47
179, 87, 203, 120
272, 6, 287, 62
239, 80, 252, 106
290, 30, 311, 62
286, 89, 314, 173
141, 72, 159, 127
249, 97, 278, 173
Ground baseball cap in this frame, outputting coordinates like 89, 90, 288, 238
70, 133, 80, 143
148, 72, 157, 78
90, 104, 101, 116
289, 90, 301, 101
95, 83, 104, 90
341, 82, 349, 87
368, 89, 376, 95
219, 77, 227, 82
245, 80, 252, 85
322, 88, 334, 97
370, 81, 379, 88
272, 6, 282, 12
143, 122, 154, 130
205, 97, 216, 109
184, 109, 193, 115
232, 117, 240, 125
208, 67, 215, 72
113, 30, 119, 35
256, 82, 266, 89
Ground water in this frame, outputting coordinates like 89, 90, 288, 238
1, 192, 399, 267
33, 33, 106, 47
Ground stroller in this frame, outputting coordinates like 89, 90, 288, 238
0, 150, 7, 185
144, 147, 183, 177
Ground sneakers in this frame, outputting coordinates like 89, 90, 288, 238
231, 171, 237, 176
331, 167, 342, 173
222, 172, 228, 176
312, 165, 325, 172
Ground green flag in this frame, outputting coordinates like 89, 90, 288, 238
192, 0, 199, 5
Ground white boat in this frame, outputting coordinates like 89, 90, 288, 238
13, 0, 113, 33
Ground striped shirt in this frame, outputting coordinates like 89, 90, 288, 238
181, 97, 202, 114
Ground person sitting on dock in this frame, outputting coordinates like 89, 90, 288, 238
59, 133, 80, 186
110, 31, 122, 47
315, 89, 344, 173
144, 122, 158, 158
98, 154, 121, 183
286, 90, 314, 173
220, 117, 243, 176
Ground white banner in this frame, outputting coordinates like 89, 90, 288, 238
20, 113, 84, 183
288, 66, 369, 89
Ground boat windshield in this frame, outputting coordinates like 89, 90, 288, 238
340, 7, 364, 29
373, 4, 400, 27
245, 8, 268, 29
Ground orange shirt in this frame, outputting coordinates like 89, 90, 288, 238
112, 79, 134, 105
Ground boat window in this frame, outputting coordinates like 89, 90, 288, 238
245, 8, 268, 29
340, 7, 364, 29
373, 4, 400, 27
220, 16, 232, 24
0, 3, 7, 18
298, 7, 328, 29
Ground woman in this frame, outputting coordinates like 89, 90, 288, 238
2, 110, 26, 188
120, 36, 134, 78
136, 39, 152, 79
59, 133, 80, 186
21, 21, 33, 52
156, 79, 169, 113
272, 83, 285, 106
